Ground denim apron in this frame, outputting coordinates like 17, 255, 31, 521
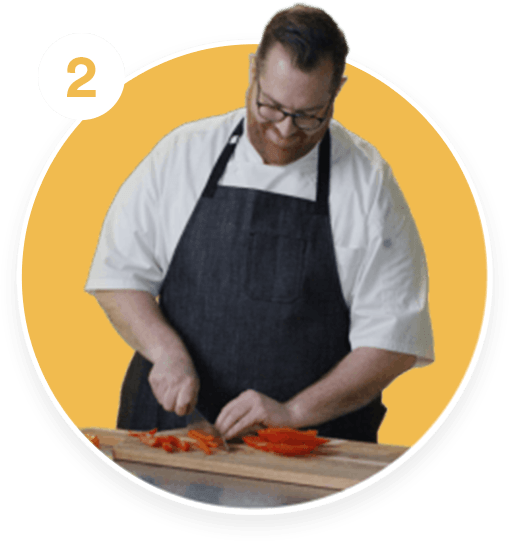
117, 118, 386, 442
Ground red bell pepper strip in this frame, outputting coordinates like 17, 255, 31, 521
192, 438, 213, 455
243, 435, 271, 450
86, 434, 100, 448
174, 439, 191, 452
128, 428, 158, 438
187, 429, 215, 441
258, 428, 328, 444
243, 427, 329, 456
130, 429, 216, 454
162, 442, 174, 453
187, 429, 221, 454
266, 442, 317, 456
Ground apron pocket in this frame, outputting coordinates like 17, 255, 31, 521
245, 233, 306, 302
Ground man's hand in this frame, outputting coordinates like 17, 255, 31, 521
215, 389, 296, 440
215, 348, 416, 439
148, 355, 200, 416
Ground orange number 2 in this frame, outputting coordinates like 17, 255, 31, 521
67, 57, 96, 97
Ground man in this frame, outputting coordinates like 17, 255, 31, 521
86, 5, 434, 443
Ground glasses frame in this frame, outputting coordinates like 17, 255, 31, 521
255, 75, 335, 132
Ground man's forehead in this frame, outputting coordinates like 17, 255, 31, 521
258, 42, 333, 73
256, 43, 334, 91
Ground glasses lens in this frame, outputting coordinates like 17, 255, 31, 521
258, 105, 284, 122
294, 116, 321, 130
257, 104, 322, 131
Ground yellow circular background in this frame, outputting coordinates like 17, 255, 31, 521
22, 45, 487, 447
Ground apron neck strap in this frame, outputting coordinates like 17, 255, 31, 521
202, 119, 245, 198
315, 129, 331, 216
203, 117, 331, 217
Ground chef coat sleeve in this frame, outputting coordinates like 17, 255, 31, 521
84, 143, 167, 297
348, 162, 434, 367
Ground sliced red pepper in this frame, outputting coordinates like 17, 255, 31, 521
150, 437, 164, 447
267, 442, 316, 456
187, 430, 220, 454
129, 428, 158, 438
204, 440, 219, 448
258, 427, 329, 446
259, 433, 328, 446
192, 438, 213, 455
243, 427, 328, 456
162, 442, 174, 453
159, 436, 191, 452
138, 434, 156, 446
187, 429, 215, 441
131, 429, 219, 455
158, 435, 193, 452
174, 439, 191, 452
243, 436, 315, 456
130, 431, 195, 453
86, 434, 100, 448
154, 435, 179, 445
243, 435, 271, 451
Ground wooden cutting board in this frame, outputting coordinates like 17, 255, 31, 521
89, 428, 408, 491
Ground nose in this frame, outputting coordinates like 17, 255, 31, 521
275, 114, 298, 139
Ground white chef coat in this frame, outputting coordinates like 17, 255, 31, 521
85, 108, 434, 367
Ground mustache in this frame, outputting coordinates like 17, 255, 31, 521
265, 126, 302, 145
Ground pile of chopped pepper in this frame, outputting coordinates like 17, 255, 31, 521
128, 427, 223, 455
242, 427, 329, 456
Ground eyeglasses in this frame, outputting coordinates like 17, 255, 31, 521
255, 76, 334, 131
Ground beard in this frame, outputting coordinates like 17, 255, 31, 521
245, 86, 330, 166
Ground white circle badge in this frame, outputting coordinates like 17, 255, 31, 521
39, 33, 125, 120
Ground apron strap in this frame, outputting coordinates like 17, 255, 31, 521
202, 116, 331, 218
202, 119, 244, 198
315, 128, 331, 216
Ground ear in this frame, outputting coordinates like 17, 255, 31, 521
249, 53, 256, 85
336, 76, 348, 97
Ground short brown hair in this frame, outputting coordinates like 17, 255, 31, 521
257, 5, 349, 91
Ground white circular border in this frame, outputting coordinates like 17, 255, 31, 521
17, 39, 493, 516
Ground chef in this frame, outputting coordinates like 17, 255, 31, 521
86, 5, 434, 443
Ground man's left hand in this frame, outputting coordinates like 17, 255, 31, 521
214, 389, 295, 440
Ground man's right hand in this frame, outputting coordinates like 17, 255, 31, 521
92, 289, 200, 417
148, 355, 200, 416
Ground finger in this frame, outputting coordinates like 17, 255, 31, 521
175, 384, 194, 416
182, 397, 197, 417
148, 374, 170, 406
219, 398, 261, 438
215, 398, 251, 435
188, 394, 198, 415
160, 386, 177, 412
215, 390, 253, 428
237, 424, 262, 437
224, 410, 262, 440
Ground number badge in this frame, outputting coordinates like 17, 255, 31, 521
39, 34, 124, 120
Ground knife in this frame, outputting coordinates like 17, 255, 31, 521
186, 408, 230, 452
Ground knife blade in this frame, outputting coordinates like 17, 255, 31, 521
186, 408, 230, 452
